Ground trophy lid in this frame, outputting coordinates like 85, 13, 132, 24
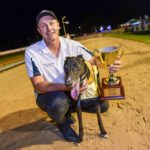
99, 46, 119, 53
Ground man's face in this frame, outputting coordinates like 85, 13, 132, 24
37, 16, 60, 42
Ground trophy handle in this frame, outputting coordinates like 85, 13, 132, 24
93, 49, 106, 67
93, 49, 99, 57
99, 53, 107, 66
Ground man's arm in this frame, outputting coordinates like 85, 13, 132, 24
88, 56, 122, 73
30, 75, 70, 93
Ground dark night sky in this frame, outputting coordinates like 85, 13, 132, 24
0, 0, 150, 51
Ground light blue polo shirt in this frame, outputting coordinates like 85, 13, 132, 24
25, 36, 93, 84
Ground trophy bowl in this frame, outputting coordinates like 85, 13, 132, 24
94, 46, 123, 86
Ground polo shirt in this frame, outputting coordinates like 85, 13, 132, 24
25, 36, 93, 84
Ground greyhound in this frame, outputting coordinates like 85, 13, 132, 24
64, 55, 108, 144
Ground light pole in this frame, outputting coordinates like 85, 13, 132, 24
62, 16, 67, 35
62, 16, 69, 36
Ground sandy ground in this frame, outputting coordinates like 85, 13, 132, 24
0, 37, 150, 150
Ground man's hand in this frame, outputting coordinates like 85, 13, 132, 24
109, 56, 122, 73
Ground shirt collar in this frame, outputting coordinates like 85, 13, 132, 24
40, 37, 66, 54
40, 39, 50, 54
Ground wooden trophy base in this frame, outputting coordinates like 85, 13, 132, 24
100, 77, 125, 100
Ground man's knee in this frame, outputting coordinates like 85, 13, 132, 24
47, 105, 69, 123
46, 91, 70, 123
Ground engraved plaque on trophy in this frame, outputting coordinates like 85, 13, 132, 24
94, 46, 125, 100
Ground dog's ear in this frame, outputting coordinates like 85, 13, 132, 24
64, 57, 70, 73
65, 56, 71, 60
64, 57, 71, 66
77, 54, 83, 59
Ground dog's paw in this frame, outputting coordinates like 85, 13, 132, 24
100, 132, 109, 139
74, 142, 81, 146
74, 137, 83, 146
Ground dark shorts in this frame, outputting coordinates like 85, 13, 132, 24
36, 91, 109, 123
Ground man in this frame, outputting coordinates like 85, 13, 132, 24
25, 10, 121, 142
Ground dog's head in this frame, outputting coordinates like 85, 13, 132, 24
64, 55, 90, 88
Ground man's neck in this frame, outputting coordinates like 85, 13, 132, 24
44, 37, 60, 57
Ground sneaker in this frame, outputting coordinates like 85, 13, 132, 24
57, 123, 79, 142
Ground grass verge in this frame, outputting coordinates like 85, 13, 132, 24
104, 32, 150, 44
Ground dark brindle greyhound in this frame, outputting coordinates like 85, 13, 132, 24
64, 55, 108, 144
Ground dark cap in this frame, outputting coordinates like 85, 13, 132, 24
36, 10, 57, 26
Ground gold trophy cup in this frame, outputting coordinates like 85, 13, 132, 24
94, 46, 125, 100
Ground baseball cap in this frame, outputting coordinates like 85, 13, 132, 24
36, 10, 58, 26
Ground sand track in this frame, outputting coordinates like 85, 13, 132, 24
0, 37, 150, 150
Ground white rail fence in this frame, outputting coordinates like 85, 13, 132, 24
0, 47, 26, 72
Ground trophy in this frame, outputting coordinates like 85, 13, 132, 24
94, 46, 125, 100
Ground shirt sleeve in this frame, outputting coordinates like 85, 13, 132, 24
25, 49, 41, 78
73, 45, 93, 61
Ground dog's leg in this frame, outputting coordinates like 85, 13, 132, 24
76, 100, 83, 143
95, 104, 108, 138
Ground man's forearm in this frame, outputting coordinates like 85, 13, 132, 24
34, 81, 70, 93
